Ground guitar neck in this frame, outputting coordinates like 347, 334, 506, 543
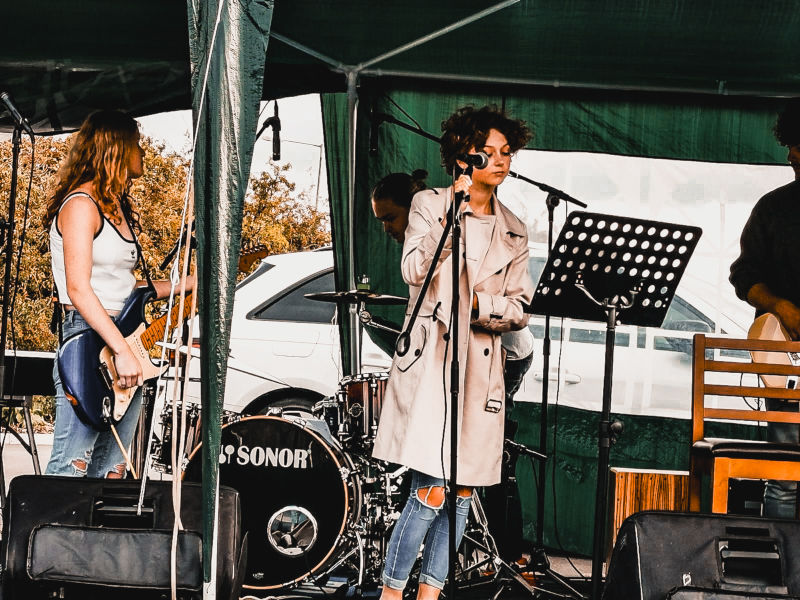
136, 246, 266, 352
140, 292, 195, 351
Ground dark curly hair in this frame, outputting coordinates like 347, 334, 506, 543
440, 105, 532, 174
774, 98, 800, 147
371, 169, 428, 209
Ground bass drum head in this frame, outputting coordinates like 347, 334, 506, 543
184, 415, 355, 590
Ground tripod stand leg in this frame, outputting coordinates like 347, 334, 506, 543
21, 398, 41, 475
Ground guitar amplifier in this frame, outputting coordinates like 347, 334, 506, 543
1, 475, 247, 600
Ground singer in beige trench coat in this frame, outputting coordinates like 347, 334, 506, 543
372, 186, 534, 487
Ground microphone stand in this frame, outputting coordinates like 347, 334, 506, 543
447, 165, 470, 600
508, 170, 587, 599
394, 166, 471, 600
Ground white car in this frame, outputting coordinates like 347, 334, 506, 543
165, 247, 751, 422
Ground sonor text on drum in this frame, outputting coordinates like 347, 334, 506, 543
219, 444, 310, 468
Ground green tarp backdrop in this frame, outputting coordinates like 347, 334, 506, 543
2, 0, 800, 567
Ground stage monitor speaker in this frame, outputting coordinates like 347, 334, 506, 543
1, 475, 247, 600
603, 511, 800, 600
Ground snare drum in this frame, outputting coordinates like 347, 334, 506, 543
184, 415, 361, 591
336, 371, 389, 443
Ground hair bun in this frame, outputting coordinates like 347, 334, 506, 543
410, 169, 428, 182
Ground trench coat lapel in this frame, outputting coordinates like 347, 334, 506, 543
473, 200, 525, 286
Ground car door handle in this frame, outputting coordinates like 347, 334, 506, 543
533, 370, 581, 384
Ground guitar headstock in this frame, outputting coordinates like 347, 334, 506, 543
238, 243, 268, 273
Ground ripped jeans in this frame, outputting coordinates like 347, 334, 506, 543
45, 309, 142, 478
383, 470, 473, 591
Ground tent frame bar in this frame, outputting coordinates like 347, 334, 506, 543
355, 0, 520, 71
270, 32, 345, 70
359, 68, 792, 98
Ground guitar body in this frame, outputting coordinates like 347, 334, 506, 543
55, 245, 264, 431
747, 312, 794, 389
57, 287, 157, 430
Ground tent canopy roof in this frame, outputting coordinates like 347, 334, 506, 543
3, 0, 799, 134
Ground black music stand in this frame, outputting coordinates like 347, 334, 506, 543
529, 211, 702, 599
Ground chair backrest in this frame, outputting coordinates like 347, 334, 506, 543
691, 333, 800, 443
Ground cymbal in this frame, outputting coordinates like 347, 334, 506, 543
304, 290, 408, 305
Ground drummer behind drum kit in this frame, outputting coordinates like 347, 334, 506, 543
150, 288, 540, 597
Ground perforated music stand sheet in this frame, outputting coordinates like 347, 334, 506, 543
529, 211, 702, 327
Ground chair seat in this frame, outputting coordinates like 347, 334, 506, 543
693, 437, 800, 461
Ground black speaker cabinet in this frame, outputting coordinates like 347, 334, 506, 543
1, 475, 247, 600
603, 511, 800, 600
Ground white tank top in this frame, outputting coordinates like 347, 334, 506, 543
50, 192, 138, 311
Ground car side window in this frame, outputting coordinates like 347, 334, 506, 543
250, 270, 336, 323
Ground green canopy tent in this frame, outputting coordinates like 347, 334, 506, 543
2, 0, 800, 566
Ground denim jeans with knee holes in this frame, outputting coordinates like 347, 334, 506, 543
382, 470, 473, 591
45, 310, 143, 478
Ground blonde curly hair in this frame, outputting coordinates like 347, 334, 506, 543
44, 109, 140, 230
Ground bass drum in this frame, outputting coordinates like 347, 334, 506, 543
184, 415, 361, 591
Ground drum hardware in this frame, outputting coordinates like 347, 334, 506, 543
359, 308, 401, 335
150, 401, 237, 474
458, 493, 547, 599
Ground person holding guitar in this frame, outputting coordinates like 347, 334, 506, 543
730, 98, 800, 518
44, 110, 194, 478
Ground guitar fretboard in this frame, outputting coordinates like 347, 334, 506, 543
140, 292, 195, 351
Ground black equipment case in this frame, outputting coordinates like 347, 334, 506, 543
1, 475, 246, 600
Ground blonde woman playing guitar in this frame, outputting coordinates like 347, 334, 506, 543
44, 110, 194, 479
730, 98, 800, 519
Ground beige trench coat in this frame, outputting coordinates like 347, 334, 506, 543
372, 187, 534, 486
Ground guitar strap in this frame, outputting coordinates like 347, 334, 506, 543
120, 193, 155, 293
50, 280, 63, 343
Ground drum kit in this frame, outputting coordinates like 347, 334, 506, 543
147, 288, 538, 598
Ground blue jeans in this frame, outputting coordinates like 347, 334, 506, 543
45, 310, 143, 478
383, 470, 473, 591
764, 398, 799, 519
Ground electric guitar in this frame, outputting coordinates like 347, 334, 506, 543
747, 312, 800, 389
57, 244, 268, 430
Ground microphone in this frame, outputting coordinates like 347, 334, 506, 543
369, 110, 381, 155
255, 102, 280, 161
0, 92, 34, 139
270, 103, 280, 161
456, 151, 488, 169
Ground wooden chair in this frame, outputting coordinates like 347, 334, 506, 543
689, 333, 800, 513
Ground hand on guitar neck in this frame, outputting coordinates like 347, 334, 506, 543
769, 299, 800, 341
748, 311, 800, 390
746, 283, 800, 341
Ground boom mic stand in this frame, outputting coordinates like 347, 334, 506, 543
507, 171, 587, 599
508, 176, 587, 538
394, 164, 474, 600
